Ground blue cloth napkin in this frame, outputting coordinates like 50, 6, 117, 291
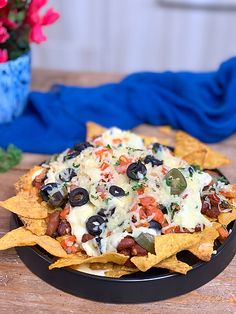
0, 57, 236, 154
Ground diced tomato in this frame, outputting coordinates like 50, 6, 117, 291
99, 192, 106, 200
95, 148, 112, 161
119, 155, 131, 165
152, 208, 165, 224
139, 196, 165, 225
217, 226, 229, 241
139, 196, 156, 208
220, 184, 236, 198
161, 166, 169, 175
100, 162, 109, 171
162, 225, 181, 234
60, 235, 78, 254
135, 221, 150, 228
112, 138, 122, 145
137, 187, 145, 195
60, 205, 70, 219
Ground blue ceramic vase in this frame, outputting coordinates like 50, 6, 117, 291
0, 52, 31, 124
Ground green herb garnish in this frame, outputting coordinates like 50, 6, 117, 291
132, 181, 144, 191
0, 144, 22, 173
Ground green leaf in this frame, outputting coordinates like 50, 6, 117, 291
0, 144, 22, 173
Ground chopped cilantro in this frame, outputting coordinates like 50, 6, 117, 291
106, 144, 111, 149
115, 160, 120, 166
190, 165, 202, 172
104, 198, 111, 205
72, 162, 80, 168
132, 182, 143, 191
0, 144, 22, 173
90, 194, 98, 200
218, 176, 229, 185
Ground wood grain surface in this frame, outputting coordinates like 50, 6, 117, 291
0, 71, 235, 314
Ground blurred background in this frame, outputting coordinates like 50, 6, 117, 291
32, 0, 236, 73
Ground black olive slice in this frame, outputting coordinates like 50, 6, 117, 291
40, 183, 67, 207
63, 151, 79, 161
149, 220, 162, 231
109, 185, 125, 197
152, 142, 174, 153
86, 215, 106, 236
97, 207, 115, 218
58, 168, 77, 182
126, 161, 147, 181
73, 142, 93, 153
144, 155, 163, 167
69, 188, 89, 207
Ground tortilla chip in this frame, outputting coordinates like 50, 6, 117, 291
219, 184, 236, 198
0, 227, 68, 257
175, 131, 230, 169
105, 269, 137, 278
188, 225, 219, 261
86, 122, 107, 140
49, 252, 129, 270
203, 149, 230, 169
15, 166, 43, 193
155, 255, 192, 275
140, 135, 170, 147
88, 262, 114, 270
158, 125, 173, 135
131, 233, 201, 272
19, 216, 47, 236
0, 227, 36, 249
218, 208, 236, 226
182, 149, 207, 169
0, 192, 48, 219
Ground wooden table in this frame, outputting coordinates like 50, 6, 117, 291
0, 70, 235, 313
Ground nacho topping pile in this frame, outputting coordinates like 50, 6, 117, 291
0, 125, 235, 278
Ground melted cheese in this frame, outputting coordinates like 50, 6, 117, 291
67, 203, 96, 243
43, 127, 217, 256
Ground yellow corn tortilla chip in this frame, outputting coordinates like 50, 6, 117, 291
155, 255, 192, 275
0, 227, 36, 248
49, 252, 129, 270
19, 216, 47, 236
86, 121, 107, 140
188, 225, 220, 261
0, 192, 48, 219
84, 263, 137, 278
105, 269, 137, 278
0, 227, 68, 257
218, 208, 236, 226
140, 134, 170, 147
182, 149, 207, 169
131, 233, 201, 272
158, 125, 173, 135
15, 166, 43, 193
203, 149, 230, 169
175, 131, 230, 169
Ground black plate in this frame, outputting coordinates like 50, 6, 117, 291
10, 169, 236, 303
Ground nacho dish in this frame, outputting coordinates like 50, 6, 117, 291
0, 122, 235, 278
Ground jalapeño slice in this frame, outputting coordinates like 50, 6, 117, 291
135, 232, 155, 254
165, 168, 187, 195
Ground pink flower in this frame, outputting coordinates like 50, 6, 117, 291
26, 0, 60, 44
0, 0, 7, 9
0, 22, 9, 43
0, 49, 8, 63
41, 8, 60, 25
29, 24, 46, 44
